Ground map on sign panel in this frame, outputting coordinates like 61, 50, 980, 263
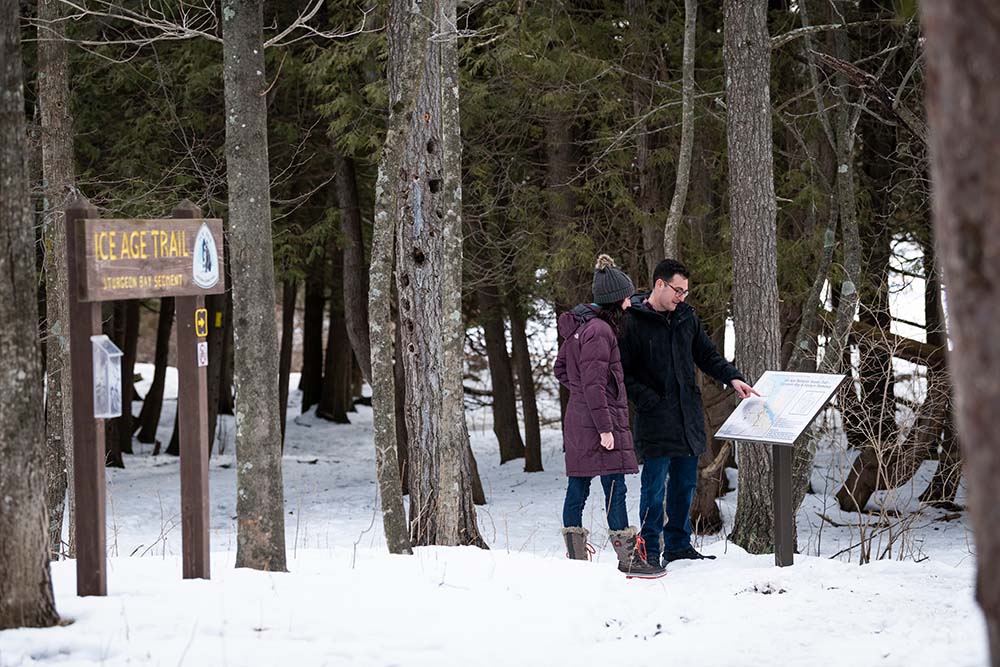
714, 371, 846, 445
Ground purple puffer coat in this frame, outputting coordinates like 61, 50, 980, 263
554, 305, 639, 477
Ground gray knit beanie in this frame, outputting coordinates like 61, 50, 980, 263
592, 254, 635, 305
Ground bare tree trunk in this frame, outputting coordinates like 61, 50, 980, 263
393, 316, 410, 496
222, 0, 286, 571
38, 0, 75, 559
218, 287, 235, 416
507, 292, 543, 472
278, 280, 296, 444
386, 0, 485, 547
334, 153, 372, 383
922, 5, 1000, 663
136, 298, 173, 443
626, 0, 664, 280
724, 0, 782, 555
299, 266, 325, 414
478, 284, 525, 464
0, 0, 60, 623
117, 299, 139, 456
920, 242, 962, 504
205, 292, 225, 454
317, 287, 352, 424
663, 0, 698, 259
545, 118, 582, 422
794, 0, 864, 512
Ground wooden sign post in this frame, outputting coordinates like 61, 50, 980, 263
64, 195, 225, 595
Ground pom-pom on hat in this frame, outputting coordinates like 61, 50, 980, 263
592, 254, 635, 305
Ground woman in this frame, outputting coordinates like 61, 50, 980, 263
554, 255, 664, 578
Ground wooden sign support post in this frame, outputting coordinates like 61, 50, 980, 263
65, 195, 107, 597
772, 445, 794, 567
173, 200, 211, 580
64, 195, 225, 594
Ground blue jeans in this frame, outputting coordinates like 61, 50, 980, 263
562, 474, 628, 531
638, 455, 699, 554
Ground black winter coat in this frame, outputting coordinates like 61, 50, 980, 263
620, 296, 745, 458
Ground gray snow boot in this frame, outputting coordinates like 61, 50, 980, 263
610, 527, 666, 579
562, 527, 593, 561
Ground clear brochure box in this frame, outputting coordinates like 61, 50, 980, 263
91, 334, 123, 419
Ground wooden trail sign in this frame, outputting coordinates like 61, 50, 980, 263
65, 196, 221, 596
78, 217, 224, 302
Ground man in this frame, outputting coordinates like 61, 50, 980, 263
620, 259, 758, 565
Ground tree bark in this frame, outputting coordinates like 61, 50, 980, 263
299, 266, 325, 414
0, 0, 60, 623
369, 136, 412, 549
136, 298, 174, 443
626, 0, 664, 280
724, 0, 782, 555
478, 284, 525, 464
117, 299, 140, 456
222, 0, 286, 571
386, 0, 485, 547
278, 280, 296, 444
334, 153, 372, 383
37, 0, 75, 559
507, 292, 543, 472
218, 288, 235, 416
205, 292, 225, 454
922, 5, 1000, 663
663, 0, 698, 259
317, 286, 352, 424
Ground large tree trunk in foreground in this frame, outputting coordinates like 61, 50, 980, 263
387, 0, 484, 547
922, 4, 1000, 664
222, 0, 286, 571
0, 0, 60, 625
38, 0, 76, 559
724, 0, 782, 554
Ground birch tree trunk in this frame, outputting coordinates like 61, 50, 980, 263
723, 0, 783, 554
0, 0, 60, 625
386, 0, 485, 547
37, 0, 75, 559
222, 0, 286, 571
922, 5, 1000, 663
663, 0, 698, 259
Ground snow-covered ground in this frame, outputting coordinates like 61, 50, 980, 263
0, 365, 985, 666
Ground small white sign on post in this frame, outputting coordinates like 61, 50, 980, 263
90, 334, 123, 419
196, 341, 209, 368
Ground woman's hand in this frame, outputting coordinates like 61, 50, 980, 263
599, 432, 614, 450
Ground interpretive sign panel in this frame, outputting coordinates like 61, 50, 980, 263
78, 218, 225, 301
715, 371, 846, 445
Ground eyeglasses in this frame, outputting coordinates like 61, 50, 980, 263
666, 284, 690, 298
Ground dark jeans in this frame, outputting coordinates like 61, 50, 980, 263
638, 454, 699, 554
562, 474, 628, 531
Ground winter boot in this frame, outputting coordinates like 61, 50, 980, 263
609, 527, 666, 579
562, 527, 593, 561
